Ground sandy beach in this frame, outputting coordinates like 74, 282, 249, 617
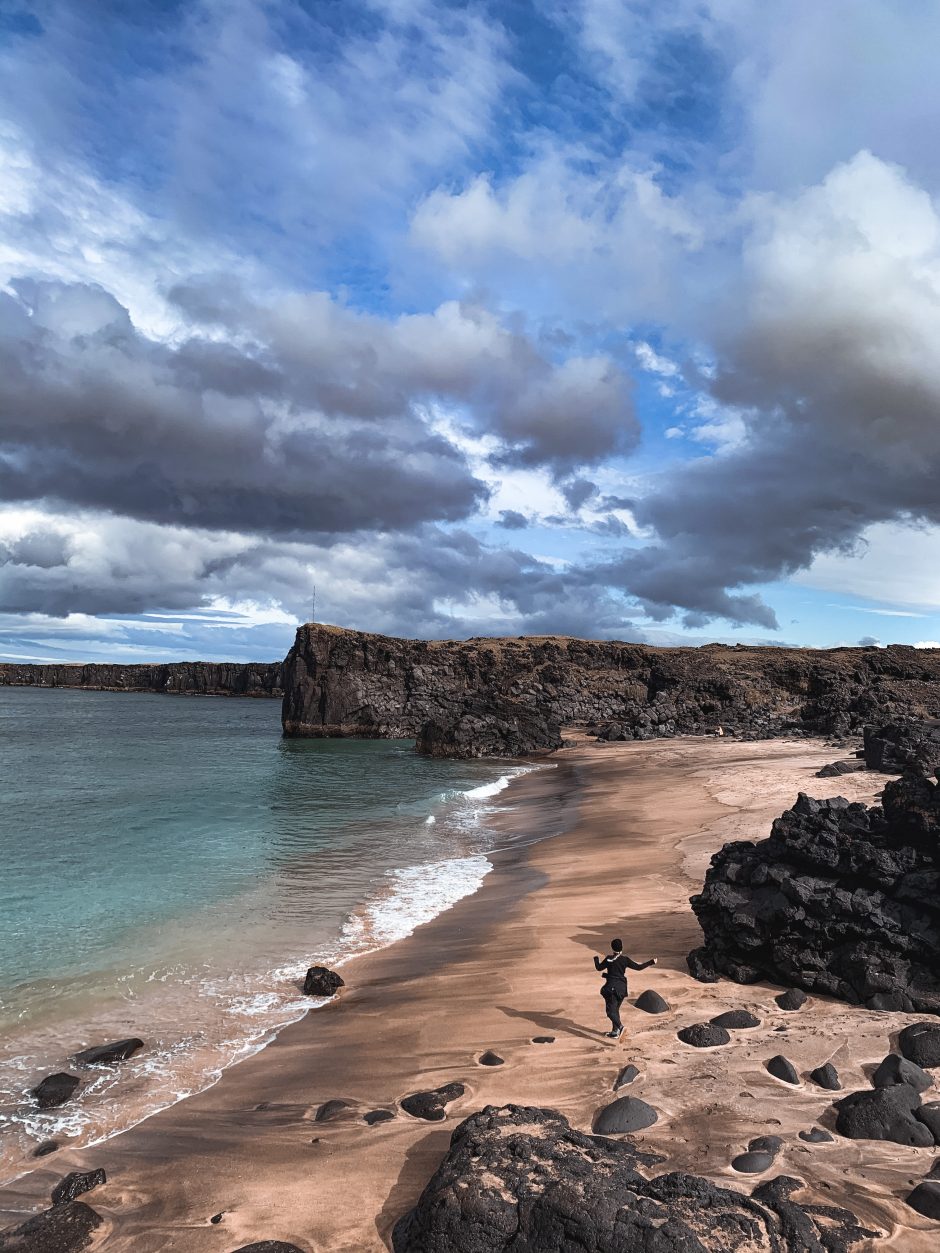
1, 735, 937, 1251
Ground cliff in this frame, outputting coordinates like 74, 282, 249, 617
0, 661, 284, 697
281, 624, 940, 756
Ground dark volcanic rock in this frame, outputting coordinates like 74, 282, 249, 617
72, 1039, 143, 1066
775, 989, 807, 1012
834, 1084, 934, 1146
816, 759, 865, 778
677, 1023, 730, 1048
531, 1036, 555, 1043
914, 1101, 940, 1143
478, 1051, 504, 1066
688, 768, 940, 1014
32, 1074, 80, 1109
613, 1064, 640, 1089
863, 720, 940, 773
0, 660, 283, 698
282, 625, 940, 758
51, 1171, 106, 1207
32, 1141, 59, 1158
231, 1245, 306, 1253
710, 1009, 761, 1029
314, 1099, 349, 1122
868, 991, 915, 1011
391, 1104, 877, 1253
0, 1201, 102, 1252
766, 1055, 800, 1084
906, 1181, 940, 1219
810, 1062, 842, 1090
749, 1135, 783, 1154
634, 989, 670, 1014
799, 1128, 834, 1143
363, 1109, 395, 1125
591, 1096, 658, 1134
400, 1083, 465, 1122
871, 1053, 932, 1093
302, 966, 344, 997
899, 1022, 940, 1068
731, 1150, 773, 1173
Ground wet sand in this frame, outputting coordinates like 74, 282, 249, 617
1, 736, 938, 1250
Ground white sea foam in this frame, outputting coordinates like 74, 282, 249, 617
463, 773, 515, 800
341, 855, 491, 951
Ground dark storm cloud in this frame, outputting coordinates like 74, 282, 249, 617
0, 279, 635, 539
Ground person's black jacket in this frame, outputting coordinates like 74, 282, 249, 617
594, 952, 653, 992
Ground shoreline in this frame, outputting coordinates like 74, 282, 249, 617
2, 736, 938, 1250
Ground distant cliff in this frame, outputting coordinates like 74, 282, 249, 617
281, 624, 940, 756
0, 661, 284, 697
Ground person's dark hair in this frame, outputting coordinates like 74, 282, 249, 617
611, 938, 623, 951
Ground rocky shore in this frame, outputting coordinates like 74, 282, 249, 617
0, 661, 283, 697
281, 624, 940, 757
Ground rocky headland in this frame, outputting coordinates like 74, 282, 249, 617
281, 624, 940, 757
0, 660, 283, 697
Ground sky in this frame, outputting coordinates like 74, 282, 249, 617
2, 0, 940, 663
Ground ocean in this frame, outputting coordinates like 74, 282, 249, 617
0, 687, 537, 1182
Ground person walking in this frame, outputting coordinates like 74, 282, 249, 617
594, 939, 656, 1038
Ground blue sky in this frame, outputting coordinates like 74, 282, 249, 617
2, 0, 940, 662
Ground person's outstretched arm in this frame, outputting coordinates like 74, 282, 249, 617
623, 955, 656, 970
593, 955, 608, 971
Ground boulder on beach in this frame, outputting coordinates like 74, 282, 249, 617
314, 1099, 349, 1122
72, 1038, 144, 1066
231, 1244, 306, 1253
303, 966, 344, 997
810, 1062, 842, 1090
0, 1200, 102, 1252
748, 1135, 783, 1155
899, 1022, 940, 1069
800, 1128, 834, 1143
731, 1150, 773, 1173
905, 1181, 940, 1220
871, 1053, 932, 1093
591, 1095, 658, 1134
687, 762, 940, 1013
775, 989, 807, 1012
32, 1073, 80, 1109
677, 1023, 731, 1048
765, 1055, 800, 1084
710, 1009, 761, 1029
834, 1084, 934, 1146
363, 1109, 395, 1125
51, 1169, 106, 1207
613, 1064, 639, 1090
634, 989, 670, 1014
400, 1082, 465, 1122
815, 759, 865, 778
478, 1051, 504, 1066
915, 1101, 940, 1142
390, 1104, 878, 1253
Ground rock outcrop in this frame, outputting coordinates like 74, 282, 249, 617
281, 624, 940, 757
687, 764, 940, 1013
0, 1200, 102, 1251
0, 661, 283, 697
391, 1104, 877, 1252
72, 1039, 143, 1066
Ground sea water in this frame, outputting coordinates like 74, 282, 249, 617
0, 687, 534, 1181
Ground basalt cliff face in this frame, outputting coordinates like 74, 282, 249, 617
0, 661, 283, 697
281, 625, 940, 757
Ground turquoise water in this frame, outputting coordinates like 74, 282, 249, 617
0, 687, 531, 1179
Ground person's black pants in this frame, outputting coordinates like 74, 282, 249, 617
601, 984, 625, 1030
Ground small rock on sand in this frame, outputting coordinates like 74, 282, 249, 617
914, 1101, 940, 1142
31, 1073, 80, 1109
531, 1036, 555, 1044
231, 1244, 306, 1253
51, 1169, 106, 1207
634, 990, 670, 1014
614, 1065, 639, 1089
710, 1010, 761, 1029
871, 1053, 932, 1093
32, 1141, 59, 1158
809, 1062, 841, 1090
677, 1023, 731, 1048
0, 1201, 103, 1249
731, 1151, 773, 1173
478, 1051, 504, 1066
314, 1099, 350, 1122
303, 966, 345, 997
905, 1181, 940, 1220
799, 1128, 833, 1143
775, 989, 807, 1011
363, 1109, 395, 1125
899, 1022, 940, 1069
765, 1055, 799, 1084
400, 1083, 465, 1122
748, 1135, 783, 1155
592, 1095, 658, 1134
72, 1038, 144, 1066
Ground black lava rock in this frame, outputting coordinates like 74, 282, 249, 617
899, 1022, 940, 1069
613, 1064, 639, 1090
867, 991, 915, 1012
0, 1201, 103, 1252
766, 1055, 800, 1084
72, 1038, 144, 1066
731, 1150, 773, 1173
871, 1053, 932, 1093
591, 1096, 658, 1134
775, 989, 808, 1012
634, 989, 670, 1014
400, 1082, 465, 1122
32, 1141, 59, 1158
710, 1009, 761, 1029
863, 720, 940, 773
363, 1109, 395, 1125
834, 1084, 934, 1146
687, 769, 940, 1014
905, 1181, 940, 1220
51, 1170, 106, 1207
915, 1101, 940, 1143
810, 1062, 842, 1090
314, 1099, 349, 1122
816, 759, 865, 778
531, 1036, 555, 1043
32, 1073, 80, 1109
748, 1135, 783, 1155
302, 966, 344, 997
231, 1245, 306, 1253
677, 1023, 731, 1048
391, 1104, 878, 1253
799, 1128, 834, 1143
478, 1051, 504, 1066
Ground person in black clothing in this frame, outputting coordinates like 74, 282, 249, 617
594, 938, 656, 1038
